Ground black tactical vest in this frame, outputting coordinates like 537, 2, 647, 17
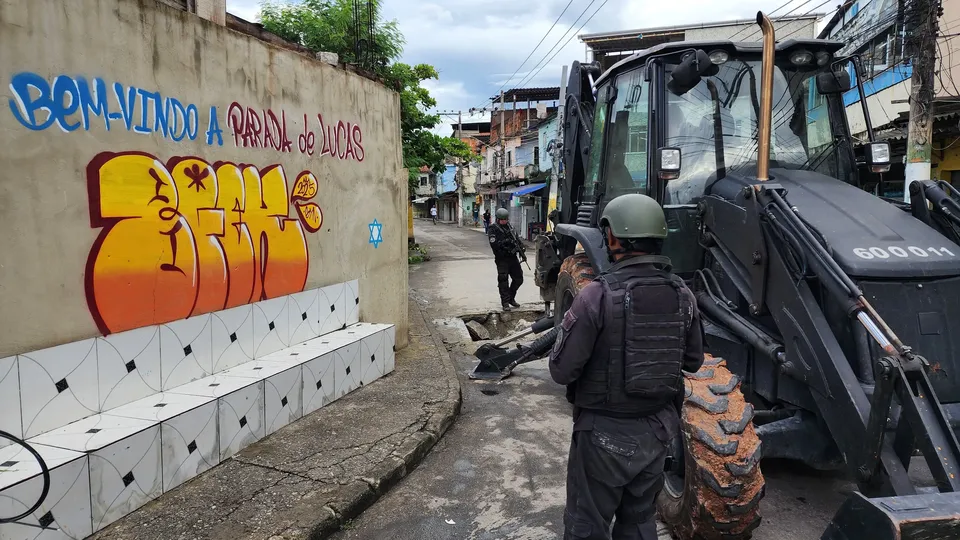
573, 255, 692, 417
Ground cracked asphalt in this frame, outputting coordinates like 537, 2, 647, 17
330, 223, 856, 540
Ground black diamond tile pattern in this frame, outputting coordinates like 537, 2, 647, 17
187, 440, 197, 454
86, 428, 101, 434
239, 416, 247, 428
281, 396, 288, 407
330, 304, 336, 312
355, 298, 359, 305
209, 383, 220, 387
122, 471, 135, 487
230, 332, 237, 343
302, 312, 308, 321
269, 321, 275, 331
55, 378, 69, 393
125, 360, 137, 373
253, 367, 262, 371
38, 511, 55, 528
154, 403, 167, 408
345, 366, 351, 375
316, 380, 323, 389
183, 344, 193, 357
371, 354, 376, 363
0, 460, 18, 467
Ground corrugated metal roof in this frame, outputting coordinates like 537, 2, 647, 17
580, 14, 823, 43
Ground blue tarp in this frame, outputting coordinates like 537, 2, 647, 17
503, 183, 546, 196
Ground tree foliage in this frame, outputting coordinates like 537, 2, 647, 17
259, 1, 479, 194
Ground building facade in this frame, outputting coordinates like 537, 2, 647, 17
818, 0, 960, 195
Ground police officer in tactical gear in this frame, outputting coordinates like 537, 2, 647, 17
549, 193, 704, 540
487, 207, 525, 311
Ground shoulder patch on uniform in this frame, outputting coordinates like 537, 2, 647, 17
561, 309, 578, 331
489, 236, 496, 243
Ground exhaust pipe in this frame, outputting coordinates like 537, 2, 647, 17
756, 12, 775, 181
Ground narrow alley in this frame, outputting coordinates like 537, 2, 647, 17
332, 222, 854, 540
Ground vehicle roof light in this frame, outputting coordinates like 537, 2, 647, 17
790, 50, 814, 66
708, 50, 729, 65
816, 51, 831, 66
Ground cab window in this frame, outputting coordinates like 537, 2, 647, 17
603, 68, 649, 199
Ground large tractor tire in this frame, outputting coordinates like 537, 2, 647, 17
554, 253, 596, 324
657, 355, 765, 539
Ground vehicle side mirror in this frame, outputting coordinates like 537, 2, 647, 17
865, 142, 891, 173
658, 147, 681, 180
667, 50, 711, 96
816, 70, 852, 94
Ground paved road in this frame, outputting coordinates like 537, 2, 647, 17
333, 223, 853, 540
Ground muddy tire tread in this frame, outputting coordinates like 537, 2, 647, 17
657, 356, 765, 540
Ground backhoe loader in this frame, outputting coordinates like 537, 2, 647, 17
477, 11, 960, 540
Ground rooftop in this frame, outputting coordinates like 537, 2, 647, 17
489, 87, 561, 103
580, 14, 825, 53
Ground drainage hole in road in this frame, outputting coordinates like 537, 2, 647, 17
459, 309, 546, 342
480, 389, 499, 396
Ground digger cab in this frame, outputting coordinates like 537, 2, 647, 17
577, 38, 889, 276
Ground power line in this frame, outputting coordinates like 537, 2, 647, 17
517, 0, 612, 88
741, 0, 826, 42
773, 0, 843, 42
511, 0, 600, 90
473, 0, 577, 111
727, 0, 799, 42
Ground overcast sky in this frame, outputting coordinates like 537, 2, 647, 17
226, 0, 844, 135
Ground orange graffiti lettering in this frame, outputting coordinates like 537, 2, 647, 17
85, 152, 322, 335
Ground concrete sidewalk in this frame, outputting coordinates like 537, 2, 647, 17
90, 296, 462, 540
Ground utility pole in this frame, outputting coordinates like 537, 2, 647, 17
547, 65, 568, 233
456, 110, 463, 228
500, 90, 506, 189
904, 0, 941, 203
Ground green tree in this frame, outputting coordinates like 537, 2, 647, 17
259, 1, 479, 193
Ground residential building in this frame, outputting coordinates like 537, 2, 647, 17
818, 0, 960, 195
480, 87, 559, 237
411, 166, 436, 218
580, 15, 821, 71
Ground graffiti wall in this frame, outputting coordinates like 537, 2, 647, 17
0, 0, 408, 357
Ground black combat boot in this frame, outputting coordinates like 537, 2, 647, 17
508, 299, 521, 308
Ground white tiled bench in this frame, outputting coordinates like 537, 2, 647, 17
0, 280, 396, 539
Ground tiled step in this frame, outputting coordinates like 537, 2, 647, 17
0, 319, 395, 539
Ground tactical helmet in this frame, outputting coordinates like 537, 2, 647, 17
599, 194, 667, 239
496, 208, 509, 220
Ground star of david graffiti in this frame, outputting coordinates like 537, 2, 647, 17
368, 219, 383, 249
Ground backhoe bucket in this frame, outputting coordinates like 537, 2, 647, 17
468, 344, 527, 381
820, 491, 960, 540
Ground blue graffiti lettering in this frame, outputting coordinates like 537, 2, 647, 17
8, 72, 55, 131
76, 77, 110, 131
52, 75, 81, 132
7, 72, 220, 145
186, 104, 199, 141
206, 106, 223, 146
112, 82, 136, 131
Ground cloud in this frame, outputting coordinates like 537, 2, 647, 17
226, 0, 846, 136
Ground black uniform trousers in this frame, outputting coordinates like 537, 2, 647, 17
495, 255, 523, 303
563, 414, 669, 540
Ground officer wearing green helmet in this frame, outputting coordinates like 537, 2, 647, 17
487, 207, 525, 311
548, 193, 704, 540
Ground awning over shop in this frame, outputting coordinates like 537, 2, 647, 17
503, 183, 547, 196
412, 197, 430, 203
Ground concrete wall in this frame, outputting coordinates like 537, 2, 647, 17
683, 17, 817, 41
0, 0, 408, 356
